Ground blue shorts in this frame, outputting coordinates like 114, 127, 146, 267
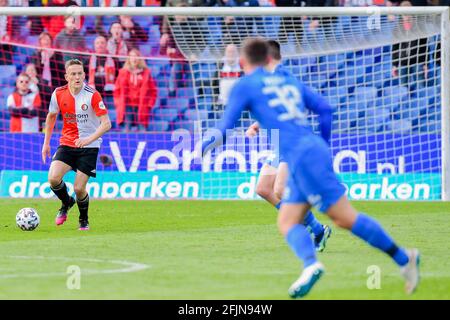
265, 152, 285, 168
282, 136, 346, 213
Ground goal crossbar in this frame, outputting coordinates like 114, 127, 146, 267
0, 6, 448, 17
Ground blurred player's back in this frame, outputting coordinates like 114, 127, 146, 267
222, 66, 331, 162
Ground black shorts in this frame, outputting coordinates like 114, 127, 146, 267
52, 145, 99, 178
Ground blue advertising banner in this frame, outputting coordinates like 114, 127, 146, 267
0, 133, 442, 173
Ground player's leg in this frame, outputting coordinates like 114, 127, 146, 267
303, 136, 419, 294
255, 163, 279, 206
278, 175, 324, 299
49, 149, 77, 225
326, 195, 419, 294
73, 147, 99, 230
74, 171, 90, 230
275, 162, 330, 252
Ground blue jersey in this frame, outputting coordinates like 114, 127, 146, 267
203, 66, 345, 211
211, 67, 332, 161
265, 63, 315, 166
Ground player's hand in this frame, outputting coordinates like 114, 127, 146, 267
392, 66, 398, 77
42, 144, 51, 164
74, 138, 91, 148
245, 123, 260, 138
160, 33, 169, 47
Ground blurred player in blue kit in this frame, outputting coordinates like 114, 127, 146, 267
202, 38, 420, 298
246, 40, 331, 253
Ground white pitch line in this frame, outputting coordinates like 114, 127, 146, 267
0, 255, 150, 279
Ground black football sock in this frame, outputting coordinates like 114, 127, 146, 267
77, 194, 89, 221
50, 180, 72, 207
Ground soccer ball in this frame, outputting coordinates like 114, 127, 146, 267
16, 208, 40, 231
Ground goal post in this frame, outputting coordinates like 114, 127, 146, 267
0, 6, 448, 201
440, 8, 450, 201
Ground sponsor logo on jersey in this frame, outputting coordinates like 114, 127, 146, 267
64, 112, 89, 124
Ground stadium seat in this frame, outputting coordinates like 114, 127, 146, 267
323, 86, 347, 103
158, 87, 169, 100
389, 119, 412, 134
324, 96, 340, 109
399, 97, 428, 120
153, 107, 179, 122
25, 35, 39, 46
177, 87, 195, 99
359, 106, 390, 132
133, 16, 153, 29
0, 118, 9, 132
139, 44, 152, 58
382, 85, 409, 110
152, 60, 171, 76
336, 68, 357, 88
167, 98, 189, 112
0, 65, 16, 81
84, 34, 97, 51
148, 120, 169, 132
184, 108, 208, 121
319, 54, 345, 75
197, 97, 213, 110
0, 87, 15, 110
173, 121, 195, 132
354, 86, 378, 101
347, 96, 367, 114
263, 15, 280, 39
0, 76, 15, 87
148, 25, 161, 55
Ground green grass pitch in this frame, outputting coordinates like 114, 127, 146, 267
0, 199, 448, 299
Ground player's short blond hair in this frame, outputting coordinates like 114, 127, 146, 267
65, 59, 84, 71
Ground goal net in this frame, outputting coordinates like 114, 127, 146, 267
0, 7, 448, 201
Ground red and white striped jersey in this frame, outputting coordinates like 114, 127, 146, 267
7, 90, 41, 133
49, 83, 108, 148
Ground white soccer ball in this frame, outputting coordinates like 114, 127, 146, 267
16, 208, 40, 231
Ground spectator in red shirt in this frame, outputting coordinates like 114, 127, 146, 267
160, 11, 190, 97
7, 73, 42, 133
113, 48, 158, 132
54, 15, 87, 62
41, 0, 84, 39
107, 22, 130, 66
118, 15, 149, 49
28, 31, 66, 118
0, 0, 13, 65
88, 35, 118, 98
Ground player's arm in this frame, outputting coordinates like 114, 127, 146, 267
245, 121, 260, 138
202, 80, 251, 156
301, 84, 334, 144
42, 92, 59, 164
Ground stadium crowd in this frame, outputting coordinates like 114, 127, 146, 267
0, 0, 445, 133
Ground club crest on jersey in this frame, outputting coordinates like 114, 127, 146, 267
81, 104, 88, 111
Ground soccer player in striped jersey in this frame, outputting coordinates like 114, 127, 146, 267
42, 59, 112, 231
203, 38, 420, 298
247, 40, 331, 252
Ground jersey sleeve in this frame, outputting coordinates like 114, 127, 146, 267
301, 83, 334, 144
202, 79, 251, 155
217, 79, 251, 136
33, 93, 41, 108
6, 94, 15, 108
91, 91, 108, 117
48, 91, 59, 113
